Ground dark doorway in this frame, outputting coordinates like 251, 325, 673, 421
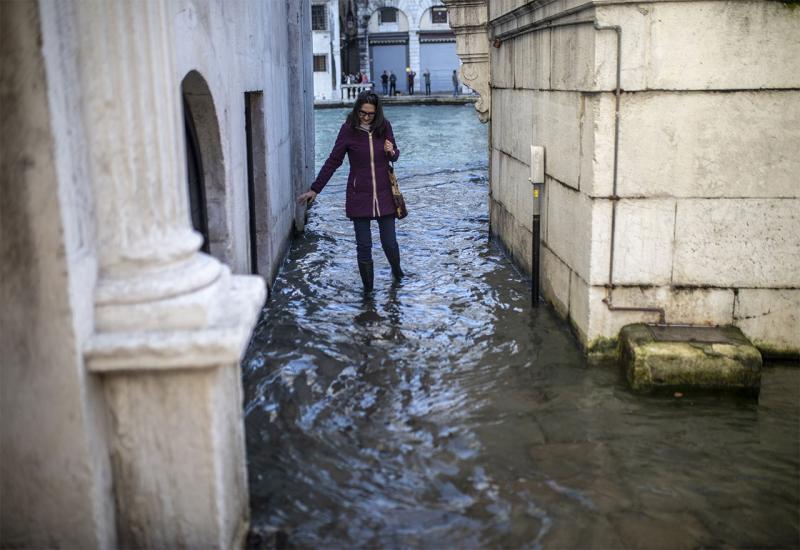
245, 94, 258, 274
184, 100, 210, 254
181, 70, 229, 265
244, 91, 270, 278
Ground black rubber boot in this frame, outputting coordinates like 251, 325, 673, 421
385, 247, 404, 281
358, 260, 374, 292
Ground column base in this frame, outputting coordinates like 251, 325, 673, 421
86, 272, 265, 548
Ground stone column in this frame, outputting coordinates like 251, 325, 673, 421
72, 1, 223, 333
75, 1, 265, 547
443, 0, 490, 122
409, 26, 421, 87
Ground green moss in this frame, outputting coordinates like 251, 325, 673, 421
619, 324, 762, 394
752, 341, 800, 362
586, 336, 619, 366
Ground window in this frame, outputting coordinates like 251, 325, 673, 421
313, 55, 327, 72
311, 4, 327, 30
379, 7, 397, 24
431, 7, 448, 24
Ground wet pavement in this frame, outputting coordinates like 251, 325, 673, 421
242, 106, 800, 549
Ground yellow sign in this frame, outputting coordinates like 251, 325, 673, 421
533, 188, 540, 198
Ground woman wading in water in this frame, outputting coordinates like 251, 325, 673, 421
297, 91, 404, 292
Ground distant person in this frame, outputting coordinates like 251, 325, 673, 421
346, 73, 355, 99
389, 71, 397, 96
381, 70, 389, 95
423, 68, 431, 96
406, 68, 416, 95
452, 70, 459, 96
361, 72, 369, 84
296, 91, 404, 291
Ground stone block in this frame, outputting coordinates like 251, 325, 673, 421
513, 30, 550, 90
734, 289, 800, 358
545, 179, 611, 285
104, 365, 248, 548
617, 91, 800, 199
490, 88, 506, 152
490, 199, 532, 275
619, 323, 762, 394
586, 92, 615, 197
612, 199, 676, 286
493, 88, 534, 164
532, 91, 582, 189
550, 23, 614, 91
495, 151, 534, 232
489, 0, 529, 21
541, 244, 571, 318
673, 199, 800, 287
491, 36, 514, 89
568, 271, 592, 346
510, 89, 534, 164
597, 2, 800, 91
581, 282, 650, 350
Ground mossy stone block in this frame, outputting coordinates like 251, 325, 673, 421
619, 324, 762, 394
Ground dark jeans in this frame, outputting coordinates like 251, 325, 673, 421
353, 216, 399, 263
425, 83, 431, 95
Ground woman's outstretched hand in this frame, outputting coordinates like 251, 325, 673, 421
384, 140, 395, 155
296, 190, 317, 205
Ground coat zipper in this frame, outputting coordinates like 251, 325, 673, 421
368, 131, 380, 217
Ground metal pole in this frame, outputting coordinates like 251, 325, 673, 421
532, 191, 540, 307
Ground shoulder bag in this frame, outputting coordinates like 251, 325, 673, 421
387, 162, 408, 219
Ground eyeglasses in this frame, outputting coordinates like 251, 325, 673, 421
358, 110, 376, 118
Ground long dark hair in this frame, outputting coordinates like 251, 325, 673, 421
346, 90, 388, 137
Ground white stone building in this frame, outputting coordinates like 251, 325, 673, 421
445, 0, 800, 359
1, 0, 314, 547
313, 1, 343, 100
342, 0, 462, 94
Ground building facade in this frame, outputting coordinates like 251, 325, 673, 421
341, 0, 462, 94
313, 1, 343, 100
445, 0, 800, 359
1, 0, 314, 547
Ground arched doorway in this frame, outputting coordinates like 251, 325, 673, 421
181, 71, 230, 264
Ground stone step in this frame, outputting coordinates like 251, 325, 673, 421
619, 324, 762, 395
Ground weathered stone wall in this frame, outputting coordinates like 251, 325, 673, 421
1, 2, 115, 547
486, 0, 800, 357
172, 0, 312, 281
1, 0, 313, 546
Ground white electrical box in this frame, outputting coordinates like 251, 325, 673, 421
530, 146, 545, 184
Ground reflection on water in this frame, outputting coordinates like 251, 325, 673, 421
242, 106, 800, 548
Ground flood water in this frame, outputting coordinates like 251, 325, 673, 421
243, 105, 800, 549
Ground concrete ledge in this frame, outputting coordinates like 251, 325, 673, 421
619, 324, 761, 394
314, 95, 477, 109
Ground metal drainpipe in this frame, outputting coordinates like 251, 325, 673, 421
492, 13, 666, 324
594, 22, 667, 325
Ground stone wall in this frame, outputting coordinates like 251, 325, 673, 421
0, 0, 313, 546
172, 0, 312, 281
483, 0, 800, 357
1, 2, 114, 546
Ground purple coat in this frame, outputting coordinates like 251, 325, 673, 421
311, 121, 401, 219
